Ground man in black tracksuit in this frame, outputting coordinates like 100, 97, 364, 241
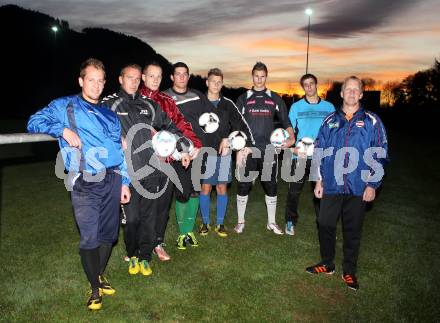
102, 64, 184, 276
234, 62, 295, 235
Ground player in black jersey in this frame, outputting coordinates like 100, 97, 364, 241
234, 62, 295, 235
198, 67, 253, 238
164, 62, 213, 249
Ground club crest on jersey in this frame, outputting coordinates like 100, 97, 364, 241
328, 122, 339, 129
355, 121, 365, 128
264, 100, 275, 105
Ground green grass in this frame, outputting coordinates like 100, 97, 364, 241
0, 130, 438, 322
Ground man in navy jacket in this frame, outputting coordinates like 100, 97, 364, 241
306, 76, 388, 291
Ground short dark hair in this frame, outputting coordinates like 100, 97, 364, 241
173, 62, 189, 74
300, 74, 318, 87
252, 61, 268, 75
80, 58, 105, 78
207, 67, 223, 79
120, 63, 142, 76
143, 61, 162, 74
342, 75, 364, 93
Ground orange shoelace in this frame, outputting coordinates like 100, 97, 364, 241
343, 274, 355, 283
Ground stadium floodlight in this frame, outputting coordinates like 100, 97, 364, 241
51, 26, 58, 33
305, 9, 313, 73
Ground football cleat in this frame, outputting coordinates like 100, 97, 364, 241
234, 222, 245, 234
176, 235, 187, 250
154, 244, 171, 261
185, 232, 199, 247
199, 223, 210, 236
215, 224, 228, 238
342, 273, 359, 290
305, 263, 336, 275
99, 275, 115, 295
139, 260, 153, 276
87, 289, 103, 310
128, 257, 140, 275
285, 221, 295, 236
267, 223, 284, 235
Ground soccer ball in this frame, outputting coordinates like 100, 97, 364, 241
151, 130, 177, 158
171, 135, 194, 161
199, 112, 220, 133
296, 137, 315, 157
228, 131, 247, 151
270, 128, 289, 148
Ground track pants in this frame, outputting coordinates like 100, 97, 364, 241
123, 175, 173, 261
318, 194, 366, 274
285, 159, 320, 225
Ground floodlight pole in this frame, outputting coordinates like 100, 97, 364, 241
306, 16, 310, 74
305, 9, 313, 74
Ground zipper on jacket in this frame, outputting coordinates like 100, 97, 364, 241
343, 118, 353, 194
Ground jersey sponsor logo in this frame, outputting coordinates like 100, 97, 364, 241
328, 122, 339, 129
140, 109, 151, 115
298, 111, 331, 118
117, 112, 128, 116
87, 109, 99, 115
355, 121, 365, 128
247, 99, 256, 105
264, 100, 275, 106
249, 108, 271, 116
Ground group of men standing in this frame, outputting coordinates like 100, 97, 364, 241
27, 58, 387, 310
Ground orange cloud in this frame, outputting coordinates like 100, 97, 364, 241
245, 38, 372, 58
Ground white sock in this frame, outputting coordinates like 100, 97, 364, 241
265, 195, 277, 224
236, 195, 248, 223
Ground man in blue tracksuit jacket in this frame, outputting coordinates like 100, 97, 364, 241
27, 58, 130, 310
284, 74, 335, 235
306, 76, 388, 291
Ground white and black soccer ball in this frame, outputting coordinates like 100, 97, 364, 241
151, 130, 177, 158
270, 128, 289, 148
171, 135, 194, 161
199, 112, 220, 133
296, 136, 315, 157
228, 131, 247, 151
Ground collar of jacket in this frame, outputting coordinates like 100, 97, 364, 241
139, 85, 158, 99
118, 88, 140, 100
170, 87, 188, 96
337, 106, 365, 120
78, 93, 99, 106
251, 87, 267, 94
205, 93, 223, 101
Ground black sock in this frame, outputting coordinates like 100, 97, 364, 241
79, 248, 100, 289
98, 243, 113, 276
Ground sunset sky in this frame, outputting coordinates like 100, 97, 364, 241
5, 0, 440, 94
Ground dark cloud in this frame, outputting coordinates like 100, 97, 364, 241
298, 0, 418, 38
4, 0, 422, 41
5, 0, 321, 40
102, 0, 317, 40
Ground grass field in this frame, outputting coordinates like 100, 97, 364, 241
0, 130, 439, 322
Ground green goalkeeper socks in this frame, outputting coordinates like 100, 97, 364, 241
175, 197, 199, 235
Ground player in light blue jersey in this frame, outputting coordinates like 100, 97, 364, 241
284, 74, 335, 235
